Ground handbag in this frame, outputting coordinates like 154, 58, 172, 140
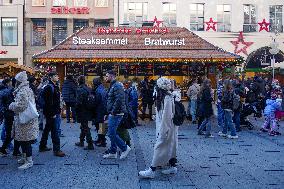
19, 101, 39, 124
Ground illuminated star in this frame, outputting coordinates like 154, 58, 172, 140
205, 18, 217, 31
258, 19, 270, 32
230, 31, 254, 56
152, 16, 163, 27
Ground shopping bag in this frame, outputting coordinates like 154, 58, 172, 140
19, 101, 39, 124
98, 123, 108, 135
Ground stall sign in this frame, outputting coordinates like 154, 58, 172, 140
0, 51, 8, 55
51, 7, 90, 14
84, 64, 101, 76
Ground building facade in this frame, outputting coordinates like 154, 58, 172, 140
25, 0, 114, 67
0, 0, 24, 65
114, 0, 284, 69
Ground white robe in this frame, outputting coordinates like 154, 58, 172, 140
151, 91, 180, 167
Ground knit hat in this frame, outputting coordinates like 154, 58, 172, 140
157, 77, 172, 91
15, 71, 28, 83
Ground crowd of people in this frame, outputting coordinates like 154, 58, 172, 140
0, 71, 283, 178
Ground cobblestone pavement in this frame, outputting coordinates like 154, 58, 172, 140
0, 117, 283, 189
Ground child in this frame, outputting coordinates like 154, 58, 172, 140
261, 93, 281, 136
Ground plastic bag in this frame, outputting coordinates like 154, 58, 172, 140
19, 101, 39, 124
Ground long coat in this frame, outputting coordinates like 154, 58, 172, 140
76, 84, 93, 123
198, 88, 213, 118
9, 82, 39, 142
151, 91, 179, 167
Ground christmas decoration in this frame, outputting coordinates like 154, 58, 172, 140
258, 19, 270, 32
205, 18, 217, 31
230, 31, 254, 56
152, 16, 163, 28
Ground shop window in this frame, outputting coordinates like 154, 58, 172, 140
269, 5, 283, 33
162, 2, 176, 27
217, 4, 231, 32
53, 0, 66, 6
95, 0, 108, 7
74, 0, 87, 7
32, 0, 45, 6
52, 19, 67, 46
190, 3, 204, 31
1, 18, 18, 46
73, 19, 89, 33
95, 20, 110, 27
32, 18, 46, 46
243, 4, 257, 32
123, 2, 148, 26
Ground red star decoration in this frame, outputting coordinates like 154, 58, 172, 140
258, 19, 270, 32
152, 16, 163, 27
205, 18, 217, 31
230, 31, 254, 56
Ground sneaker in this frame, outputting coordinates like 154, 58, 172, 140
54, 151, 65, 157
260, 128, 269, 132
269, 131, 280, 136
161, 167, 178, 175
18, 160, 33, 170
139, 168, 155, 179
17, 158, 26, 164
227, 135, 239, 139
205, 134, 214, 138
0, 149, 8, 157
120, 146, 131, 159
103, 152, 117, 159
13, 152, 22, 157
218, 131, 227, 137
39, 146, 52, 152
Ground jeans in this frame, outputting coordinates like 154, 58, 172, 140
107, 115, 127, 154
65, 102, 76, 122
223, 110, 237, 136
233, 111, 240, 131
198, 117, 212, 135
55, 114, 62, 136
40, 116, 61, 152
0, 116, 14, 151
38, 109, 45, 130
131, 106, 138, 123
217, 103, 224, 129
142, 102, 153, 119
20, 141, 32, 157
79, 120, 93, 144
190, 99, 197, 122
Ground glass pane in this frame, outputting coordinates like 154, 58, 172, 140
163, 3, 169, 12
135, 8, 142, 16
73, 19, 89, 33
243, 25, 250, 32
190, 15, 197, 23
190, 4, 196, 11
136, 3, 142, 10
217, 24, 224, 32
190, 24, 197, 31
251, 25, 257, 32
225, 24, 231, 32
170, 3, 176, 11
197, 24, 204, 31
136, 16, 142, 23
198, 17, 204, 24
1, 18, 18, 46
53, 0, 66, 6
74, 0, 87, 7
32, 19, 46, 46
124, 3, 127, 12
224, 5, 231, 12
198, 10, 203, 17
129, 3, 135, 10
170, 15, 176, 25
198, 4, 204, 11
269, 6, 275, 13
32, 0, 45, 6
129, 13, 135, 22
52, 19, 67, 46
217, 5, 223, 12
224, 13, 231, 24
143, 3, 148, 18
276, 5, 283, 12
217, 14, 223, 22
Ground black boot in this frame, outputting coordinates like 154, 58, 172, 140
84, 143, 94, 150
95, 135, 106, 147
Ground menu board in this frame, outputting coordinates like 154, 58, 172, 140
102, 64, 119, 75
84, 64, 101, 76
66, 63, 84, 76
137, 63, 154, 76
120, 64, 137, 76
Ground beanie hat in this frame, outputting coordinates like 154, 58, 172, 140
15, 71, 28, 83
157, 77, 171, 91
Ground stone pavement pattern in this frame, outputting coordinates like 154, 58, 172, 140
0, 117, 283, 189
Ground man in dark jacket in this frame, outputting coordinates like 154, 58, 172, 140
75, 76, 94, 150
103, 70, 131, 159
92, 78, 107, 147
62, 75, 77, 123
139, 76, 155, 120
0, 79, 16, 156
39, 72, 65, 157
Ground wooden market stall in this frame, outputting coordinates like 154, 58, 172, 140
0, 62, 35, 77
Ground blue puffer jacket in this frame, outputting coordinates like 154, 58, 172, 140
264, 99, 281, 116
62, 79, 77, 103
107, 80, 126, 115
0, 86, 14, 118
92, 84, 107, 124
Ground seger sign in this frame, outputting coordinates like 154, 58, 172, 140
0, 50, 8, 55
51, 7, 90, 14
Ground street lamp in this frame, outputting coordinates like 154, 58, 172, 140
269, 38, 280, 80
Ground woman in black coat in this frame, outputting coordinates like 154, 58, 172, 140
197, 79, 214, 138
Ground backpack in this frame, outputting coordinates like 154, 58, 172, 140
173, 100, 186, 126
232, 93, 241, 110
38, 84, 54, 109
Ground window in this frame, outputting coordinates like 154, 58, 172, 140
32, 0, 45, 6
95, 0, 108, 7
32, 19, 46, 46
243, 4, 257, 32
73, 19, 89, 33
95, 20, 110, 27
52, 19, 67, 46
217, 4, 231, 32
124, 2, 148, 25
190, 3, 204, 31
53, 0, 66, 6
269, 5, 283, 33
1, 18, 18, 46
74, 0, 87, 7
162, 2, 176, 27
2, 0, 13, 5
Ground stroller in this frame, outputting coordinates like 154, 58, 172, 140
240, 101, 262, 130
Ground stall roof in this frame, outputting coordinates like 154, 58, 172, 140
33, 27, 241, 61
